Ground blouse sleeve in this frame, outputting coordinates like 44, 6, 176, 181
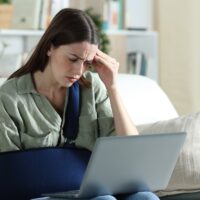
94, 75, 116, 137
0, 98, 21, 152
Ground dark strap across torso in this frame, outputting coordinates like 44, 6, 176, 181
63, 81, 80, 146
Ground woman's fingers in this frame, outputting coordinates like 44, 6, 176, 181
95, 53, 118, 67
96, 49, 116, 64
93, 49, 119, 76
93, 50, 119, 90
96, 49, 109, 59
94, 54, 109, 67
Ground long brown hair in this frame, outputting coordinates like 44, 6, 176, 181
9, 8, 99, 86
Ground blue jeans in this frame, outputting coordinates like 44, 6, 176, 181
91, 191, 160, 200
33, 191, 159, 200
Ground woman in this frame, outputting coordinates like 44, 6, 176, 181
0, 8, 159, 200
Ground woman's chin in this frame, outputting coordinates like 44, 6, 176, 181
66, 83, 73, 87
62, 77, 78, 87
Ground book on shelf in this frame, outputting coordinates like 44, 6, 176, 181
127, 52, 147, 76
0, 4, 13, 29
103, 0, 123, 30
39, 0, 52, 30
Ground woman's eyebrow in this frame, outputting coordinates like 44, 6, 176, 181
69, 53, 93, 62
69, 53, 84, 60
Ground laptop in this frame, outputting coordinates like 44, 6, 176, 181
43, 132, 186, 199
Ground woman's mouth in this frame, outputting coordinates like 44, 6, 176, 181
65, 76, 78, 83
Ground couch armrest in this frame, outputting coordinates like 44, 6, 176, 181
117, 74, 178, 125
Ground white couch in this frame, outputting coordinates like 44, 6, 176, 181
117, 74, 178, 125
0, 77, 6, 86
0, 74, 178, 125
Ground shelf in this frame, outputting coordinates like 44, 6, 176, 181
0, 28, 157, 37
0, 29, 44, 36
105, 29, 157, 36
0, 28, 158, 82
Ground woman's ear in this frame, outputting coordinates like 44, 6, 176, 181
47, 44, 54, 56
47, 50, 51, 56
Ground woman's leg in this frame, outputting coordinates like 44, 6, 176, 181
116, 191, 160, 200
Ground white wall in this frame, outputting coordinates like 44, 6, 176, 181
155, 0, 200, 115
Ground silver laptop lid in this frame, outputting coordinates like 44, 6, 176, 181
79, 132, 186, 198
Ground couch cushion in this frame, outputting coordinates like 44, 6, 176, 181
137, 112, 200, 197
0, 77, 6, 86
117, 74, 178, 125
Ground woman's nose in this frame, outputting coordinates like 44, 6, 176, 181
73, 62, 85, 75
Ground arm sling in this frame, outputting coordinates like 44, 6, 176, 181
0, 82, 91, 200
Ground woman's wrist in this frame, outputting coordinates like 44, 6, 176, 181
106, 85, 119, 97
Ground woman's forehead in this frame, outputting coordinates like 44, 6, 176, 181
61, 42, 98, 58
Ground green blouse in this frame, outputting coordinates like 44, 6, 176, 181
0, 71, 115, 152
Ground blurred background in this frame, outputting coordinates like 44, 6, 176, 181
0, 0, 200, 116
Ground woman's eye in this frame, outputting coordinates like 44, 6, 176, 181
69, 58, 78, 62
84, 62, 92, 67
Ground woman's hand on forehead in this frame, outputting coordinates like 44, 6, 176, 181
92, 49, 119, 90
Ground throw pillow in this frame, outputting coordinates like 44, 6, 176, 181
137, 112, 200, 197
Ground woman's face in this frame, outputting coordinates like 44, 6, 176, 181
47, 41, 98, 87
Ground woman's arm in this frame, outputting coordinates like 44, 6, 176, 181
106, 87, 138, 136
93, 50, 138, 136
0, 90, 21, 152
0, 97, 21, 152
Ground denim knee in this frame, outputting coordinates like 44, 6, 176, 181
90, 195, 117, 200
124, 191, 160, 200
